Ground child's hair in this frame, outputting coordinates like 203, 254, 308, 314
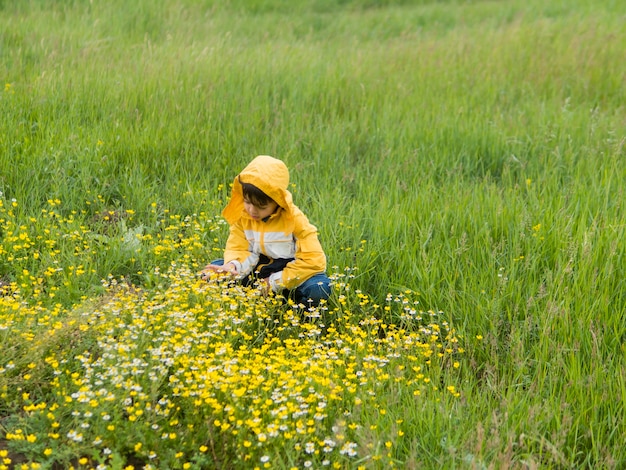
240, 179, 275, 207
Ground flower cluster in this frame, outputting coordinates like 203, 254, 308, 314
1, 197, 464, 469
0, 192, 227, 306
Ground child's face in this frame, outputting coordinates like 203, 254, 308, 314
243, 198, 279, 221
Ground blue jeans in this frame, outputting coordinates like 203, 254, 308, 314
210, 259, 331, 307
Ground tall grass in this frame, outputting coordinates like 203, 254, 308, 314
1, 0, 625, 467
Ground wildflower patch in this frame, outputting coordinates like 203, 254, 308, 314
1, 265, 464, 469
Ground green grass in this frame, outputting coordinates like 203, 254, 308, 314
1, 0, 625, 468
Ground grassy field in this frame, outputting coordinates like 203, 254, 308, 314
1, 0, 625, 468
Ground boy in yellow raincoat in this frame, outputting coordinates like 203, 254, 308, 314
201, 155, 331, 307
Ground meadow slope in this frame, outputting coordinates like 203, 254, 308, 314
1, 0, 625, 468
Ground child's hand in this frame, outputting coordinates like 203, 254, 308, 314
200, 263, 237, 280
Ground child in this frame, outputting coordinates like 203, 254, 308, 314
201, 155, 331, 307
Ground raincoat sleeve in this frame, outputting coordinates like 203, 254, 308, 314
269, 213, 326, 291
223, 222, 259, 277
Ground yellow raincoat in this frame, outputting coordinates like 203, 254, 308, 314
221, 156, 327, 291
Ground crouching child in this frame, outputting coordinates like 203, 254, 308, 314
201, 155, 331, 308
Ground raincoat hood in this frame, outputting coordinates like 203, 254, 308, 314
222, 155, 295, 229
